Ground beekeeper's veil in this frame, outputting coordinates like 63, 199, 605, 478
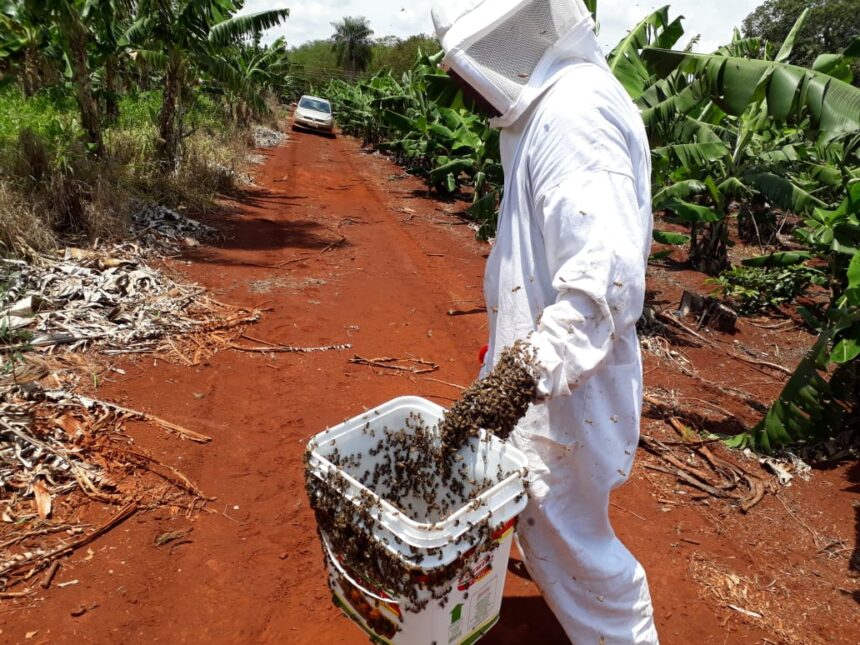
432, 0, 608, 128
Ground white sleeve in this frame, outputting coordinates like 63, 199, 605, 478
529, 170, 646, 399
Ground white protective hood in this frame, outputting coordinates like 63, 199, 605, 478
432, 0, 609, 128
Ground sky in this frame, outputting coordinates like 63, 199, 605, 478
242, 1, 762, 53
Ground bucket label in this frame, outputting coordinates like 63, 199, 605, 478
468, 576, 497, 632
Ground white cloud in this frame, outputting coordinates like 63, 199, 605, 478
243, 1, 760, 53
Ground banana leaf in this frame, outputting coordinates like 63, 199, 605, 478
653, 230, 691, 245
608, 6, 685, 99
658, 199, 721, 223
741, 251, 812, 268
774, 8, 810, 64
743, 172, 827, 213
641, 48, 860, 139
727, 309, 860, 452
653, 179, 707, 203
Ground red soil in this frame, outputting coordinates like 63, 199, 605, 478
2, 130, 857, 644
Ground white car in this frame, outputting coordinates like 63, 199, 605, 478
293, 95, 334, 134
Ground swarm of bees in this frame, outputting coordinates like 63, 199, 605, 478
304, 343, 539, 618
437, 341, 539, 456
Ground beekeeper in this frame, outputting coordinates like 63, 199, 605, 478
431, 0, 658, 642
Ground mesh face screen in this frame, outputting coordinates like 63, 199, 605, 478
465, 0, 580, 103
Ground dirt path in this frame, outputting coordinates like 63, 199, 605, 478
3, 131, 858, 644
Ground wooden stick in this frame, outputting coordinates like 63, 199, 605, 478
680, 537, 702, 546
0, 525, 82, 550
112, 447, 208, 499
644, 463, 733, 499
655, 311, 792, 376
350, 355, 439, 375
40, 561, 60, 589
423, 377, 466, 391
74, 395, 212, 443
0, 590, 34, 599
228, 342, 351, 354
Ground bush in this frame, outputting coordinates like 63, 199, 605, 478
709, 265, 826, 315
0, 87, 255, 255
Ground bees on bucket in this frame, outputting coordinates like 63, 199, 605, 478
304, 406, 520, 614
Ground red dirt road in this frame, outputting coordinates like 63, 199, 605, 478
3, 131, 858, 644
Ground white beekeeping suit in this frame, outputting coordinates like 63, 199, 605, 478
432, 1, 659, 643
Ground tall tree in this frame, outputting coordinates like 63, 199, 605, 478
743, 0, 860, 80
331, 16, 373, 75
122, 0, 289, 167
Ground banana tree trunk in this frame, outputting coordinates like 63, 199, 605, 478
158, 54, 182, 169
105, 56, 120, 123
22, 44, 39, 97
67, 25, 102, 155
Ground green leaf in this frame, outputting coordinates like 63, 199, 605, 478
844, 36, 860, 58
830, 337, 860, 364
430, 157, 475, 180
653, 230, 691, 245
743, 172, 827, 213
742, 252, 812, 268
659, 199, 721, 223
608, 6, 685, 99
641, 48, 860, 138
848, 252, 860, 290
209, 9, 291, 46
653, 180, 706, 204
654, 141, 728, 169
774, 8, 810, 64
381, 109, 415, 133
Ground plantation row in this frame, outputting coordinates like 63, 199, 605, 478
325, 7, 859, 452
0, 1, 292, 250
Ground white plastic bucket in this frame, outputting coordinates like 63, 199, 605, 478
306, 396, 529, 644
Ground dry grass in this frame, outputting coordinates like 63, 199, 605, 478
0, 122, 255, 256
689, 554, 821, 645
0, 182, 57, 254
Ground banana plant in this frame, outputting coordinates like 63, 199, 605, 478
121, 0, 290, 166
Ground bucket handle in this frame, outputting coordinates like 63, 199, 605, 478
322, 535, 401, 605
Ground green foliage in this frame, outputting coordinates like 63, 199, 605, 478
326, 50, 501, 238
726, 308, 859, 452
742, 0, 860, 83
0, 87, 81, 150
368, 35, 440, 77
709, 264, 824, 315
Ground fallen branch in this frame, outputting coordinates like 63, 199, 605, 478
350, 355, 439, 375
0, 524, 84, 550
423, 377, 466, 391
228, 341, 351, 354
644, 463, 731, 498
447, 308, 487, 317
0, 502, 137, 582
111, 447, 209, 499
70, 394, 211, 443
0, 590, 35, 599
40, 561, 60, 589
655, 311, 792, 376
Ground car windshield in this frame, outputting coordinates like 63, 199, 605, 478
299, 98, 331, 114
